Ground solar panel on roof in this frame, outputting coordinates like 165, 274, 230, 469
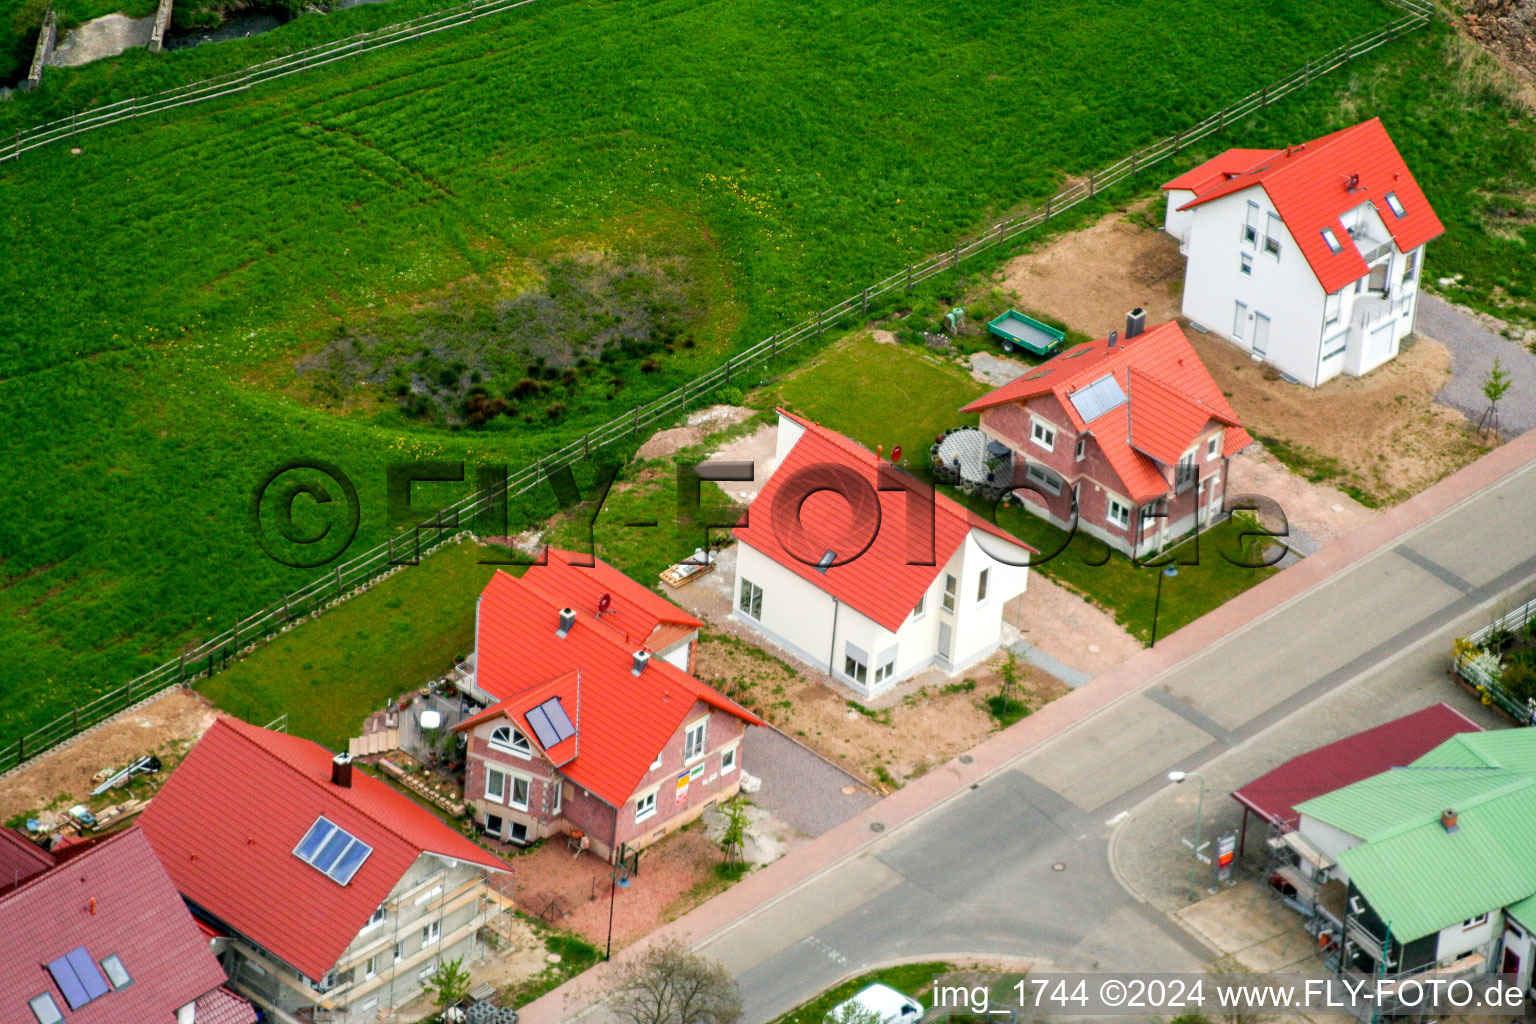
538, 697, 576, 742
330, 838, 372, 885
64, 948, 109, 1003
293, 815, 373, 885
47, 950, 102, 1010
295, 818, 336, 860
1068, 373, 1127, 422
525, 705, 558, 748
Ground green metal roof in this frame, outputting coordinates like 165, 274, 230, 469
1294, 728, 1536, 943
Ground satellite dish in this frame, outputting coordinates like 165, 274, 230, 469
598, 593, 612, 613
420, 709, 442, 731
890, 445, 902, 462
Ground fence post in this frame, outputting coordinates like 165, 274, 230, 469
335, 565, 343, 595
1130, 151, 1137, 177
906, 265, 913, 294
74, 706, 80, 733
583, 433, 590, 458
952, 242, 961, 268
633, 406, 641, 435
179, 652, 187, 682
1261, 84, 1269, 108
1045, 196, 1053, 223
1088, 171, 1095, 196
861, 287, 869, 315
816, 310, 823, 335
771, 333, 779, 358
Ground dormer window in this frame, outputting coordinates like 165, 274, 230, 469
489, 726, 532, 758
1384, 191, 1406, 218
1321, 227, 1343, 253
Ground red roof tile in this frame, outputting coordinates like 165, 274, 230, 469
0, 827, 54, 894
456, 569, 764, 807
962, 322, 1251, 503
1164, 118, 1444, 293
138, 718, 506, 981
522, 548, 702, 651
0, 828, 237, 1024
732, 413, 1035, 632
1232, 703, 1482, 829
194, 987, 260, 1024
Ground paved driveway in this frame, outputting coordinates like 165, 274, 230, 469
744, 727, 878, 839
1419, 294, 1536, 436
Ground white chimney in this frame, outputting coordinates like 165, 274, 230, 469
331, 753, 353, 788
632, 651, 651, 676
557, 608, 576, 638
1125, 307, 1146, 339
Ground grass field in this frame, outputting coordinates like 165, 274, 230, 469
3, 0, 1533, 747
769, 962, 954, 1024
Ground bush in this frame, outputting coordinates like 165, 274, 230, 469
1501, 659, 1536, 704
717, 385, 744, 406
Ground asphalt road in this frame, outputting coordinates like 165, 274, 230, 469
697, 452, 1536, 1024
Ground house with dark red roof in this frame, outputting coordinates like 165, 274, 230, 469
730, 412, 1036, 696
0, 827, 255, 1024
961, 316, 1251, 558
451, 553, 764, 860
1162, 117, 1444, 387
138, 718, 509, 1024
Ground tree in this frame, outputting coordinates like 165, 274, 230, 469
609, 938, 742, 1024
1479, 356, 1513, 437
825, 1001, 887, 1024
720, 801, 750, 864
422, 956, 472, 1021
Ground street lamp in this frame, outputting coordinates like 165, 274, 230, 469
1150, 564, 1179, 648
1168, 769, 1206, 903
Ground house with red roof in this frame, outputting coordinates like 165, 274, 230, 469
730, 412, 1036, 697
961, 316, 1251, 558
0, 826, 255, 1024
1162, 117, 1444, 387
138, 718, 509, 1024
451, 552, 765, 860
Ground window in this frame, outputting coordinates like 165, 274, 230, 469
649, 752, 663, 771
419, 961, 437, 983
1233, 301, 1247, 340
1206, 432, 1223, 459
29, 994, 63, 1024
1108, 498, 1131, 529
364, 954, 380, 980
942, 574, 958, 613
413, 884, 442, 906
721, 746, 737, 773
489, 726, 532, 758
738, 578, 763, 619
1030, 419, 1056, 451
393, 942, 404, 964
510, 776, 530, 811
1242, 201, 1259, 246
1384, 191, 1406, 218
1175, 451, 1197, 492
1404, 248, 1419, 281
1321, 227, 1343, 253
1239, 252, 1252, 276
551, 779, 563, 815
1264, 212, 1283, 258
1324, 290, 1342, 327
422, 920, 441, 945
977, 569, 990, 603
486, 767, 507, 803
636, 790, 658, 822
874, 646, 897, 685
843, 643, 869, 685
361, 906, 387, 933
684, 719, 708, 763
1025, 463, 1062, 495
1322, 333, 1348, 362
99, 955, 131, 991
1464, 913, 1489, 930
1075, 437, 1086, 461
911, 594, 926, 620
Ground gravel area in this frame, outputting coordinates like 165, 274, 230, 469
1419, 294, 1536, 437
49, 13, 153, 66
741, 727, 877, 838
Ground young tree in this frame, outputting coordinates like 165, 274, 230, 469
609, 938, 742, 1024
1479, 356, 1513, 437
422, 956, 472, 1021
826, 1001, 888, 1024
720, 801, 750, 864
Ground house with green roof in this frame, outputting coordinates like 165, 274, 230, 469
1292, 729, 1536, 988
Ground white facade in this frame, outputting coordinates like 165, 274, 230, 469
1167, 187, 1425, 387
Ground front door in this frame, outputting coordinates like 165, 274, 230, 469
1502, 943, 1522, 980
1253, 312, 1271, 357
937, 622, 953, 664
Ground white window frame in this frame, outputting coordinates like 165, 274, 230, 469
1206, 431, 1223, 459
1324, 290, 1342, 327
843, 643, 869, 685
361, 906, 387, 934
1030, 417, 1056, 452
911, 594, 926, 620
422, 920, 441, 945
1239, 252, 1252, 276
30, 994, 63, 1024
635, 789, 658, 823
364, 954, 380, 980
649, 751, 664, 771
509, 775, 531, 811
1321, 227, 1343, 253
1025, 462, 1062, 496
418, 960, 437, 983
1175, 449, 1197, 492
683, 718, 708, 764
941, 573, 958, 613
551, 778, 563, 815
1464, 913, 1489, 930
1404, 248, 1419, 282
738, 578, 763, 620
1075, 437, 1086, 461
1263, 212, 1283, 259
873, 647, 897, 685
489, 726, 532, 759
485, 767, 507, 803
977, 568, 990, 603
1108, 498, 1131, 530
720, 745, 738, 774
1233, 301, 1247, 340
1384, 191, 1406, 218
393, 942, 404, 964
1242, 200, 1259, 246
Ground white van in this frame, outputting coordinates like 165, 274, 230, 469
826, 984, 925, 1024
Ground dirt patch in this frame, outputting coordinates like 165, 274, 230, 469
1226, 446, 1377, 551
1003, 581, 1142, 678
1454, 0, 1536, 110
1187, 332, 1494, 506
0, 687, 219, 825
997, 203, 1184, 338
634, 405, 755, 460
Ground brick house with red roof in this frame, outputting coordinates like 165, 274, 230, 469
1162, 117, 1444, 387
0, 827, 255, 1024
962, 317, 1252, 558
730, 412, 1036, 697
451, 552, 765, 861
139, 718, 509, 1024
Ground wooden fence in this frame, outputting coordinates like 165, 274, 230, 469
0, 0, 1434, 776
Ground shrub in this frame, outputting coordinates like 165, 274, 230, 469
716, 386, 744, 406
544, 401, 567, 420
1502, 660, 1536, 704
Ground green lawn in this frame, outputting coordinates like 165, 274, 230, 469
196, 538, 500, 748
769, 963, 955, 1024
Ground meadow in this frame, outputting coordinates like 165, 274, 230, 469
2, 0, 1533, 747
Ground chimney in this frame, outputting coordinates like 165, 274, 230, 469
1441, 808, 1459, 834
1106, 329, 1118, 349
331, 753, 353, 788
1125, 307, 1146, 339
632, 650, 651, 676
557, 607, 576, 638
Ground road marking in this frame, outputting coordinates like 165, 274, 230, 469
1105, 811, 1129, 827
1141, 687, 1237, 745
802, 935, 849, 966
1394, 544, 1478, 595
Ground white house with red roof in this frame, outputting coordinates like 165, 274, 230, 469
138, 718, 509, 1024
1162, 117, 1444, 387
962, 317, 1252, 558
731, 412, 1036, 697
451, 552, 765, 860
0, 827, 255, 1024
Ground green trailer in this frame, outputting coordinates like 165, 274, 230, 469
987, 309, 1065, 356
